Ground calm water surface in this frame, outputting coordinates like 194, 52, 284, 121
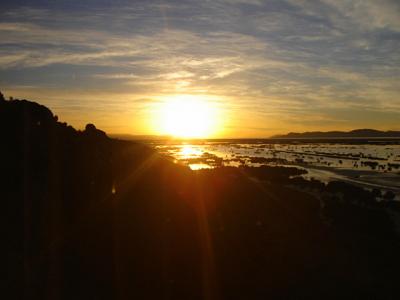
151, 140, 400, 197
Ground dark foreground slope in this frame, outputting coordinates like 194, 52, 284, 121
2, 96, 400, 299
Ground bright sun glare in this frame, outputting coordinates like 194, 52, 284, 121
158, 95, 220, 138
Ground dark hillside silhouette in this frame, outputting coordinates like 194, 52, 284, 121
2, 95, 400, 299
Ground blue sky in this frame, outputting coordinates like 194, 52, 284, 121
1, 0, 399, 137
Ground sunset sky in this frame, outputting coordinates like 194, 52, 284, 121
1, 0, 399, 137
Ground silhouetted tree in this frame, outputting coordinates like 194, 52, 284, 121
85, 123, 96, 132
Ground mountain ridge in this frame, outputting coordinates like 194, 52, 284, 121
272, 129, 400, 139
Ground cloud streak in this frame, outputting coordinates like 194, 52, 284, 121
0, 0, 399, 136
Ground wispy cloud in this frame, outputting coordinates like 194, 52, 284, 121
0, 0, 399, 136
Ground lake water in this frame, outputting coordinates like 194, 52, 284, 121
150, 139, 400, 197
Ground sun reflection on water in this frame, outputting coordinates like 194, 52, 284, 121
189, 163, 213, 170
177, 145, 215, 170
179, 145, 203, 158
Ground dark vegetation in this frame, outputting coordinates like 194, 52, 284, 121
2, 95, 400, 299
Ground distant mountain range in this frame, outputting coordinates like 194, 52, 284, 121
272, 129, 400, 139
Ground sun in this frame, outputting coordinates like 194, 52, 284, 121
157, 95, 219, 138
